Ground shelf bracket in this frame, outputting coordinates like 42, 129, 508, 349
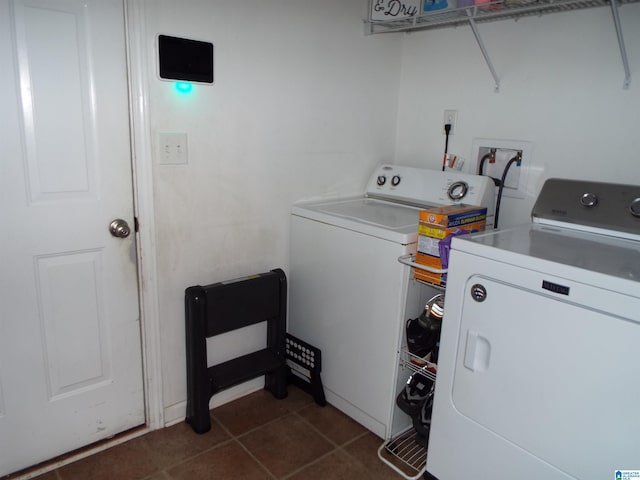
467, 11, 500, 93
609, 0, 631, 89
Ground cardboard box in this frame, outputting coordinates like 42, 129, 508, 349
415, 204, 487, 285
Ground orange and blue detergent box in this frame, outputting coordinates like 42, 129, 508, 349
415, 204, 487, 285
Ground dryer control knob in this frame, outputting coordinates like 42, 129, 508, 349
580, 192, 598, 207
377, 175, 387, 186
629, 197, 640, 217
391, 175, 401, 186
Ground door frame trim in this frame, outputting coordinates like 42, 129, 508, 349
124, 0, 164, 430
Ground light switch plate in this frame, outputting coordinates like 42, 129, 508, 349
158, 132, 188, 165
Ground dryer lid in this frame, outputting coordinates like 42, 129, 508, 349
453, 223, 640, 285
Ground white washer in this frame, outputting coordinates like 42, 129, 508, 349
288, 164, 494, 438
427, 178, 640, 480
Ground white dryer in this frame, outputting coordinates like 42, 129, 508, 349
427, 178, 640, 479
288, 164, 494, 438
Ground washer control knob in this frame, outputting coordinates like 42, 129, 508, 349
377, 175, 386, 186
448, 181, 469, 200
630, 197, 640, 217
391, 175, 401, 187
580, 192, 599, 207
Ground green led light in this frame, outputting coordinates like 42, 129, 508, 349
175, 82, 193, 94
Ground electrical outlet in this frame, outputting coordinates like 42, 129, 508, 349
443, 109, 457, 135
472, 138, 533, 199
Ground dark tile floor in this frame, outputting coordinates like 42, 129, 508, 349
26, 387, 409, 480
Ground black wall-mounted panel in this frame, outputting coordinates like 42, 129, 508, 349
158, 35, 213, 83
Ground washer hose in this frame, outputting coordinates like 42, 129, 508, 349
494, 155, 520, 229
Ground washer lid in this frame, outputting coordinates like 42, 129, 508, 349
316, 197, 435, 229
292, 197, 430, 244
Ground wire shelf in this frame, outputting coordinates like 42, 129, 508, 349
377, 352, 438, 478
404, 351, 438, 382
378, 427, 428, 479
365, 0, 640, 34
398, 254, 447, 290
366, 0, 638, 89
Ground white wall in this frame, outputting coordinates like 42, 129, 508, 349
395, 4, 640, 227
141, 0, 403, 422
144, 1, 640, 423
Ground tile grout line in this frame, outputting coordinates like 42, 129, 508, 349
43, 390, 386, 480
208, 394, 313, 440
208, 415, 278, 480
232, 410, 334, 480
278, 448, 337, 480
210, 395, 333, 479
155, 437, 236, 478
138, 396, 315, 478
153, 417, 239, 476
156, 414, 283, 479
291, 407, 373, 451
275, 410, 373, 480
232, 438, 279, 480
289, 409, 402, 478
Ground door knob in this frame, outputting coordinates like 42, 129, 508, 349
109, 219, 131, 238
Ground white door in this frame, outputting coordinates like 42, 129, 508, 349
0, 0, 145, 475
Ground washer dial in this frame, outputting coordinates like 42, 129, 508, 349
448, 181, 469, 200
